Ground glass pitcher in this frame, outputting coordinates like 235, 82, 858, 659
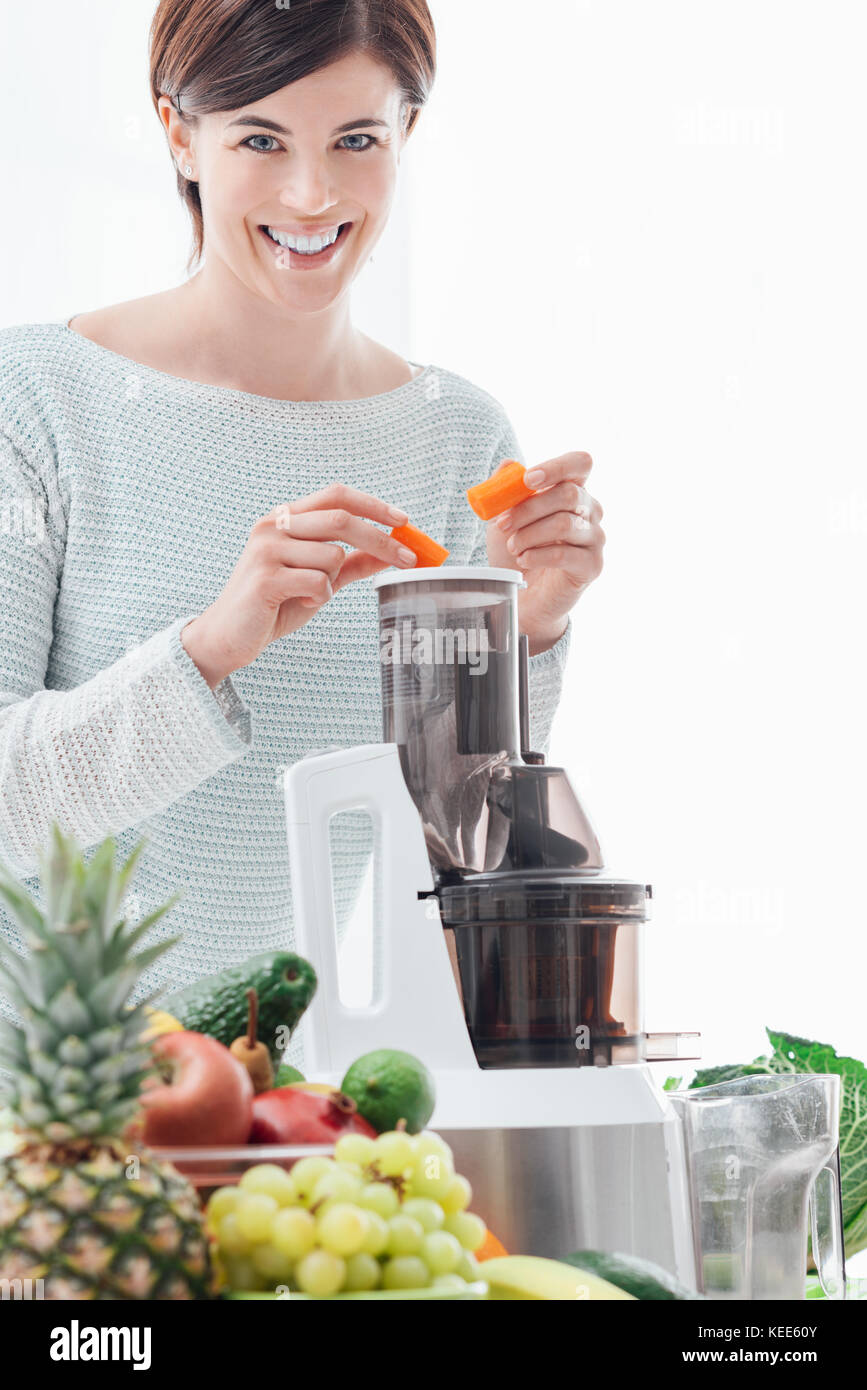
667, 1074, 845, 1299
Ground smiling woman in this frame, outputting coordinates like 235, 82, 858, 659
0, 0, 599, 1064
151, 0, 435, 276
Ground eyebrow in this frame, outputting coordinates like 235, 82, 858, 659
225, 114, 390, 136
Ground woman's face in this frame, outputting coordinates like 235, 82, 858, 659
160, 51, 408, 313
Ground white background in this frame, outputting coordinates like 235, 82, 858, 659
1, 1, 865, 1082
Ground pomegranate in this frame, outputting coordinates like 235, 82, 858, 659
250, 1087, 376, 1144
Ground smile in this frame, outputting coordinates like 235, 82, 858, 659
260, 223, 351, 259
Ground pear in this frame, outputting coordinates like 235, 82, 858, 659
229, 989, 274, 1094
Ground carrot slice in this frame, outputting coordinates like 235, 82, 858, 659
476, 1229, 509, 1261
466, 459, 537, 520
389, 522, 450, 567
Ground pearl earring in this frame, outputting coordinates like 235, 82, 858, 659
184, 165, 193, 177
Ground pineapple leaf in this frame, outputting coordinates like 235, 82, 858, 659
26, 930, 96, 998
130, 938, 182, 976
19, 1006, 63, 1053
0, 870, 49, 946
113, 835, 148, 914
40, 822, 90, 930
81, 835, 118, 935
0, 1019, 27, 1068
0, 958, 32, 1012
0, 1043, 25, 1072
39, 821, 75, 927
46, 981, 95, 1035
105, 896, 183, 969
48, 872, 79, 939
129, 988, 169, 1011
0, 937, 32, 993
70, 854, 87, 897
88, 937, 179, 1022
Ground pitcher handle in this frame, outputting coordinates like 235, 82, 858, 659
810, 1148, 846, 1299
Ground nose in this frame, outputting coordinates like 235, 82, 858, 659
276, 154, 338, 217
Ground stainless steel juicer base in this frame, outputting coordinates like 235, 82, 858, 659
440, 1119, 696, 1281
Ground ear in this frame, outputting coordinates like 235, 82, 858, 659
157, 95, 195, 170
397, 110, 418, 165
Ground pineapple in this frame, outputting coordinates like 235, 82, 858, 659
0, 824, 219, 1299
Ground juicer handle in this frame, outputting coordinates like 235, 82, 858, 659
518, 634, 544, 764
284, 744, 479, 1077
810, 1150, 846, 1299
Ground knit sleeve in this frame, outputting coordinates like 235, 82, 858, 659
0, 427, 253, 877
467, 412, 572, 755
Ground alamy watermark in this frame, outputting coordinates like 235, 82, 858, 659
675, 105, 784, 154
1, 495, 45, 546
380, 622, 490, 675
1, 1277, 44, 1300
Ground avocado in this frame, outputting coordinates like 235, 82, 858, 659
161, 951, 317, 1063
562, 1250, 704, 1300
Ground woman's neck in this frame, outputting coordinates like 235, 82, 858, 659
174, 265, 369, 401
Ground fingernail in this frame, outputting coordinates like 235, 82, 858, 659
506, 535, 519, 553
388, 505, 409, 522
398, 547, 417, 565
496, 512, 513, 531
524, 468, 546, 487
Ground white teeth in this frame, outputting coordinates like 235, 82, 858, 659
265, 226, 341, 254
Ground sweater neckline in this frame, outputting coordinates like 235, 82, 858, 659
56, 318, 434, 410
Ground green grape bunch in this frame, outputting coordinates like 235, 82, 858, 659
206, 1130, 487, 1296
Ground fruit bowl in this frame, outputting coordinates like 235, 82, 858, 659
151, 1142, 334, 1190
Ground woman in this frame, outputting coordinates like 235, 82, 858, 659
0, 0, 603, 1067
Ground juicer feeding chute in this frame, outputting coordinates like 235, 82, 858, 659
376, 568, 603, 881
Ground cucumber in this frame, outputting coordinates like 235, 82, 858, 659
561, 1250, 704, 1300
161, 951, 317, 1063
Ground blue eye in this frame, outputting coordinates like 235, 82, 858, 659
242, 134, 280, 154
240, 131, 379, 156
338, 133, 378, 152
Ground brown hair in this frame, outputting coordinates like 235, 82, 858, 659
149, 0, 436, 272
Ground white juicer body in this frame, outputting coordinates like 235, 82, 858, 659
284, 743, 696, 1284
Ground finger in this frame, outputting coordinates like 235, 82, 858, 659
523, 450, 593, 491
283, 482, 409, 529
514, 537, 604, 582
274, 508, 417, 570
265, 566, 334, 608
495, 482, 595, 533
266, 537, 347, 581
331, 550, 393, 592
506, 511, 601, 556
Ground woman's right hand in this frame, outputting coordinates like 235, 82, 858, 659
181, 483, 419, 688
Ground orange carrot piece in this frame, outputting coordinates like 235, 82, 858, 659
476, 1229, 509, 1261
389, 522, 450, 567
467, 459, 537, 521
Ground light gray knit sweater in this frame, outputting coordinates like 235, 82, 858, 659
0, 320, 571, 1069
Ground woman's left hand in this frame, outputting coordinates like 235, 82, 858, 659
484, 451, 605, 653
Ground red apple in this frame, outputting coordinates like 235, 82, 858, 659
141, 1031, 254, 1147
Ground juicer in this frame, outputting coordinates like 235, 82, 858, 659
284, 567, 699, 1280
